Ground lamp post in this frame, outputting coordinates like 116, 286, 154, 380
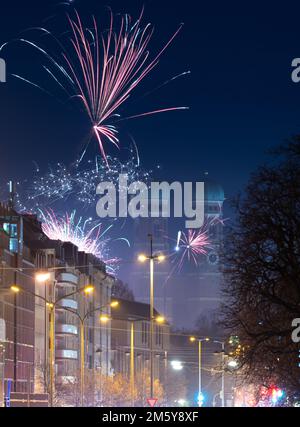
138, 234, 165, 399
35, 271, 52, 393
190, 336, 210, 407
130, 321, 134, 403
9, 284, 94, 407
63, 300, 119, 407
105, 312, 165, 406
214, 340, 225, 407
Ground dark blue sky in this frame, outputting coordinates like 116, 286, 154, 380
1, 0, 300, 197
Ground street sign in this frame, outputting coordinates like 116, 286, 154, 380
147, 398, 158, 407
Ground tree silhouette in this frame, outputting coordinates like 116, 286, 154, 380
222, 137, 300, 402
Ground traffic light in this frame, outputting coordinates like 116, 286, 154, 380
270, 387, 284, 404
197, 391, 205, 407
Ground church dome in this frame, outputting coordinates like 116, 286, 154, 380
204, 180, 225, 202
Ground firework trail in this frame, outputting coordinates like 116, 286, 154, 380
1, 9, 188, 164
39, 209, 127, 274
15, 152, 152, 213
175, 230, 181, 251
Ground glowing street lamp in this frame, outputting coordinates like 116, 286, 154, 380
137, 234, 166, 399
156, 316, 165, 324
60, 300, 119, 407
8, 282, 95, 407
228, 360, 238, 369
190, 336, 210, 407
171, 360, 183, 371
35, 271, 51, 283
65, 300, 118, 407
83, 285, 94, 295
138, 254, 147, 263
110, 300, 119, 308
100, 314, 110, 323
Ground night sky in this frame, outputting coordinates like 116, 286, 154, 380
1, 0, 300, 192
1, 0, 300, 280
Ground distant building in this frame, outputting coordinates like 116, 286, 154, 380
130, 196, 171, 318
0, 204, 36, 395
130, 180, 225, 329
110, 298, 170, 389
170, 180, 225, 329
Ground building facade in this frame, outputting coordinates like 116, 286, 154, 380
0, 202, 114, 405
110, 298, 170, 395
0, 203, 36, 396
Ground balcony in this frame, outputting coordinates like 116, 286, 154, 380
56, 272, 79, 288
56, 324, 78, 336
56, 350, 78, 360
56, 299, 78, 311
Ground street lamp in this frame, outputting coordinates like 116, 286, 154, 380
171, 360, 183, 371
228, 360, 238, 369
108, 312, 165, 407
214, 340, 225, 407
61, 300, 119, 407
99, 314, 110, 323
35, 271, 51, 283
35, 270, 53, 393
155, 316, 165, 324
83, 285, 94, 295
110, 300, 119, 308
130, 315, 165, 406
8, 283, 94, 407
190, 336, 210, 407
137, 233, 166, 399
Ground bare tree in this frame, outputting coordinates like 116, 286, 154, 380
111, 279, 135, 301
222, 137, 300, 402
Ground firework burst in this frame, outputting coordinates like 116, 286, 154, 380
175, 227, 212, 271
39, 209, 126, 274
166, 213, 227, 278
1, 9, 188, 164
15, 152, 152, 213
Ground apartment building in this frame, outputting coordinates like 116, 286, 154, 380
0, 201, 114, 405
110, 298, 170, 387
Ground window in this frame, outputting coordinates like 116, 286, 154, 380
142, 321, 149, 345
88, 328, 93, 344
3, 223, 18, 253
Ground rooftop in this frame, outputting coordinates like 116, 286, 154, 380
112, 298, 162, 322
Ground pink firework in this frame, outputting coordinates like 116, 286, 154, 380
2, 9, 188, 165
39, 209, 121, 274
176, 228, 212, 271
